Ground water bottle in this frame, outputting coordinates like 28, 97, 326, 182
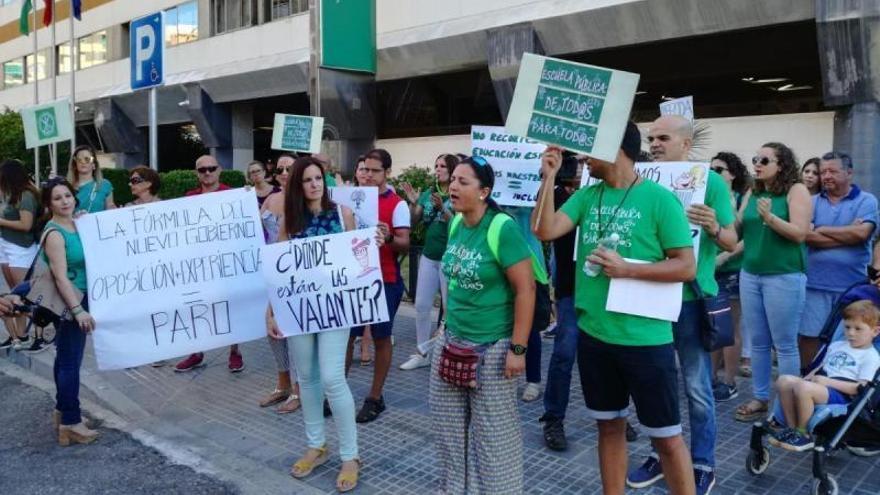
583, 232, 620, 277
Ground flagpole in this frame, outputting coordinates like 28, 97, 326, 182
69, 0, 76, 153
50, 2, 57, 176
32, 2, 40, 184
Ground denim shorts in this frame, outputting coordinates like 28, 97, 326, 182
577, 332, 682, 438
351, 280, 404, 339
716, 271, 740, 300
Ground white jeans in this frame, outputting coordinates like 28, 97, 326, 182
415, 255, 447, 348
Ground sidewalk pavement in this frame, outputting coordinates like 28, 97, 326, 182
4, 303, 880, 494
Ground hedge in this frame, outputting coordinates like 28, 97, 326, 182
100, 168, 246, 205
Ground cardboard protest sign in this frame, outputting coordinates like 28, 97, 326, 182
660, 96, 694, 122
506, 53, 639, 162
262, 228, 389, 337
471, 126, 545, 206
329, 187, 378, 229
271, 113, 324, 153
20, 98, 74, 149
77, 189, 268, 370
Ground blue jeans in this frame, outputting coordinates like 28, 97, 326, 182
543, 297, 578, 420
289, 328, 358, 461
739, 271, 805, 401
54, 301, 88, 425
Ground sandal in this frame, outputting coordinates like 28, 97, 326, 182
360, 357, 373, 367
336, 459, 361, 493
277, 394, 302, 414
735, 399, 768, 422
290, 446, 328, 478
259, 388, 291, 408
739, 364, 753, 378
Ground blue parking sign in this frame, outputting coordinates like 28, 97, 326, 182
130, 13, 164, 90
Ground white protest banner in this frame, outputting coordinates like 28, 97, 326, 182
262, 228, 389, 337
20, 98, 74, 149
471, 126, 545, 206
271, 113, 324, 153
329, 187, 378, 229
77, 188, 268, 370
660, 96, 694, 122
505, 53, 640, 162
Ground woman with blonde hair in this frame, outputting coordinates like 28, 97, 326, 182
67, 145, 115, 214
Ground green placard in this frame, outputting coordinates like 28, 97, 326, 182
320, 0, 376, 73
271, 113, 324, 153
505, 53, 640, 162
21, 98, 74, 149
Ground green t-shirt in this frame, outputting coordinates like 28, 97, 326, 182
76, 179, 113, 214
324, 173, 337, 187
683, 171, 735, 301
418, 189, 450, 261
718, 191, 744, 273
561, 179, 693, 346
742, 190, 806, 274
442, 209, 532, 344
42, 221, 88, 292
1, 190, 40, 247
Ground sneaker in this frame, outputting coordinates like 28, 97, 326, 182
694, 469, 716, 495
846, 444, 880, 457
626, 421, 639, 442
627, 457, 664, 488
174, 353, 205, 372
228, 351, 245, 373
775, 429, 814, 452
713, 382, 739, 402
12, 335, 31, 350
355, 396, 386, 423
522, 382, 542, 402
399, 353, 430, 370
539, 414, 567, 451
23, 337, 48, 354
0, 337, 14, 350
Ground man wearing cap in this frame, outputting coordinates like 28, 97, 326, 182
532, 122, 697, 495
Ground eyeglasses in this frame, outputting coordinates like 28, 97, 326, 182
276, 167, 292, 174
129, 176, 146, 185
196, 166, 219, 174
76, 155, 94, 164
711, 166, 728, 173
752, 156, 777, 166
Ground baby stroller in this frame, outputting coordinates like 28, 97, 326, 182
744, 282, 880, 495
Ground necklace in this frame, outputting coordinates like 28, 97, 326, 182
596, 175, 639, 240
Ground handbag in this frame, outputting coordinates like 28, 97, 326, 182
11, 228, 83, 327
438, 340, 486, 389
689, 280, 734, 352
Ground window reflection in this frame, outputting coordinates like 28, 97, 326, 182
79, 30, 108, 69
167, 1, 199, 46
25, 49, 49, 82
3, 59, 24, 88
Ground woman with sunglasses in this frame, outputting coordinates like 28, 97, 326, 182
800, 157, 821, 196
67, 145, 115, 214
399, 153, 459, 371
0, 160, 42, 351
709, 152, 753, 401
430, 156, 534, 494
266, 156, 374, 492
735, 143, 812, 422
42, 177, 98, 445
125, 166, 161, 206
247, 160, 281, 211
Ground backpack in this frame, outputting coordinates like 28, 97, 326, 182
448, 212, 549, 284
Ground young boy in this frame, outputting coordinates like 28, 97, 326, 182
772, 299, 880, 451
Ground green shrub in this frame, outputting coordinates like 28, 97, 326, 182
99, 168, 248, 204
220, 170, 246, 188
158, 170, 199, 199
389, 165, 434, 246
101, 168, 133, 205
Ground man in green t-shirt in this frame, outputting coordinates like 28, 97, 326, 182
625, 115, 736, 495
532, 122, 697, 495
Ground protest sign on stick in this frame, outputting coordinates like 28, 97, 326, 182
505, 53, 639, 162
470, 126, 545, 207
77, 189, 268, 370
271, 113, 324, 153
329, 187, 378, 229
660, 96, 695, 122
262, 228, 389, 337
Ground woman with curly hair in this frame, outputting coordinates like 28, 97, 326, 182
734, 143, 812, 422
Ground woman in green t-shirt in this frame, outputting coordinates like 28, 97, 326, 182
400, 153, 459, 371
735, 142, 812, 422
430, 156, 535, 494
67, 145, 116, 214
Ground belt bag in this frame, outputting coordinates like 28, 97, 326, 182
438, 341, 486, 389
690, 281, 734, 352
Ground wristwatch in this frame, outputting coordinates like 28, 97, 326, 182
509, 343, 527, 355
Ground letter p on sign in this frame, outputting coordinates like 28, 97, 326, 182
130, 13, 165, 91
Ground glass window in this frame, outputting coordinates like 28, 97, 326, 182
212, 0, 258, 35
264, 0, 307, 21
166, 1, 199, 46
3, 59, 24, 87
58, 42, 74, 74
79, 30, 108, 69
25, 48, 49, 82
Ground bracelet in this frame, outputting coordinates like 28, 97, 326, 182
72, 307, 84, 315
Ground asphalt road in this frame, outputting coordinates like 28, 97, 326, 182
0, 372, 238, 495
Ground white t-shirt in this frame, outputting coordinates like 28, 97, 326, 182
822, 341, 880, 382
388, 186, 411, 229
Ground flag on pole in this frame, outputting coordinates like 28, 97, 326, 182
19, 0, 33, 35
42, 0, 52, 27
71, 0, 81, 20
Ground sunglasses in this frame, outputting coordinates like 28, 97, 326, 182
197, 166, 219, 174
129, 176, 146, 185
752, 156, 777, 166
40, 177, 67, 188
76, 155, 94, 164
711, 166, 728, 173
467, 155, 489, 167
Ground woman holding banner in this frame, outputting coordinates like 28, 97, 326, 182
430, 156, 535, 494
266, 156, 369, 492
67, 145, 116, 214
42, 177, 98, 446
399, 153, 458, 370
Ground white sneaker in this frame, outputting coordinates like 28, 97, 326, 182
400, 353, 430, 370
522, 382, 542, 402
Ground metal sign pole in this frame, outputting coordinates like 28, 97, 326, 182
149, 86, 158, 170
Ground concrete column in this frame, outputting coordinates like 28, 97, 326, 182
184, 83, 232, 168
230, 103, 254, 171
487, 23, 545, 121
834, 102, 880, 193
94, 98, 145, 168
